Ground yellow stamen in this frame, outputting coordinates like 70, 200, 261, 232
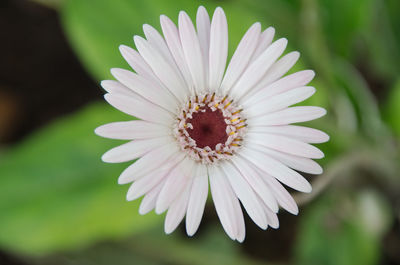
232, 109, 243, 115
224, 100, 233, 109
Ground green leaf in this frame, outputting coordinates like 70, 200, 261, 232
0, 102, 162, 255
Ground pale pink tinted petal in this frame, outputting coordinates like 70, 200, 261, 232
243, 70, 315, 106
143, 24, 177, 67
264, 204, 279, 229
233, 192, 246, 243
248, 106, 327, 126
139, 178, 167, 215
127, 156, 182, 201
95, 120, 169, 140
111, 68, 177, 112
240, 147, 312, 193
119, 45, 159, 82
221, 161, 268, 229
230, 38, 288, 100
250, 27, 275, 62
249, 51, 300, 96
134, 36, 188, 102
196, 6, 211, 83
160, 15, 193, 89
101, 80, 136, 97
179, 11, 206, 94
231, 156, 279, 212
247, 132, 324, 159
118, 142, 180, 184
255, 146, 323, 174
220, 22, 261, 94
186, 164, 208, 236
101, 137, 168, 163
249, 125, 329, 143
165, 180, 192, 234
156, 157, 195, 214
260, 171, 299, 215
208, 7, 228, 92
208, 164, 237, 240
104, 93, 174, 125
244, 86, 316, 117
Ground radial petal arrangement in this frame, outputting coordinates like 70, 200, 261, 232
95, 6, 329, 242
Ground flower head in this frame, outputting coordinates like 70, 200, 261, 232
95, 6, 328, 242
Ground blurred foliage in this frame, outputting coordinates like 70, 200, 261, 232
294, 191, 391, 265
0, 103, 162, 254
384, 79, 400, 136
2, 0, 400, 264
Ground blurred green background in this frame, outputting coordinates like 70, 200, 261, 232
0, 0, 399, 264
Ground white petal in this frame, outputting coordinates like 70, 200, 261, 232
139, 178, 166, 215
229, 38, 288, 100
160, 15, 193, 88
95, 120, 169, 140
250, 27, 275, 62
208, 164, 241, 240
256, 146, 323, 174
155, 157, 195, 214
249, 106, 327, 126
263, 205, 279, 229
220, 22, 261, 94
101, 137, 168, 163
231, 156, 279, 212
233, 191, 246, 243
118, 142, 180, 184
240, 147, 312, 193
111, 68, 177, 112
246, 132, 324, 159
244, 86, 316, 117
179, 11, 206, 94
134, 36, 188, 102
249, 51, 300, 96
143, 24, 177, 68
101, 80, 136, 96
243, 70, 315, 106
104, 93, 174, 126
165, 179, 192, 234
221, 161, 268, 229
208, 7, 228, 92
248, 125, 329, 143
119, 45, 159, 83
127, 166, 172, 201
260, 171, 299, 215
186, 164, 208, 236
196, 6, 211, 84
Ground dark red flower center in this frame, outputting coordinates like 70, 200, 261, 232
187, 107, 228, 149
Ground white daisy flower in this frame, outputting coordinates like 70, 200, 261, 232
95, 6, 329, 242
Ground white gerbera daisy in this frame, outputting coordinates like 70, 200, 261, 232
95, 6, 329, 242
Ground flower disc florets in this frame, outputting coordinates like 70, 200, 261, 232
174, 93, 246, 164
